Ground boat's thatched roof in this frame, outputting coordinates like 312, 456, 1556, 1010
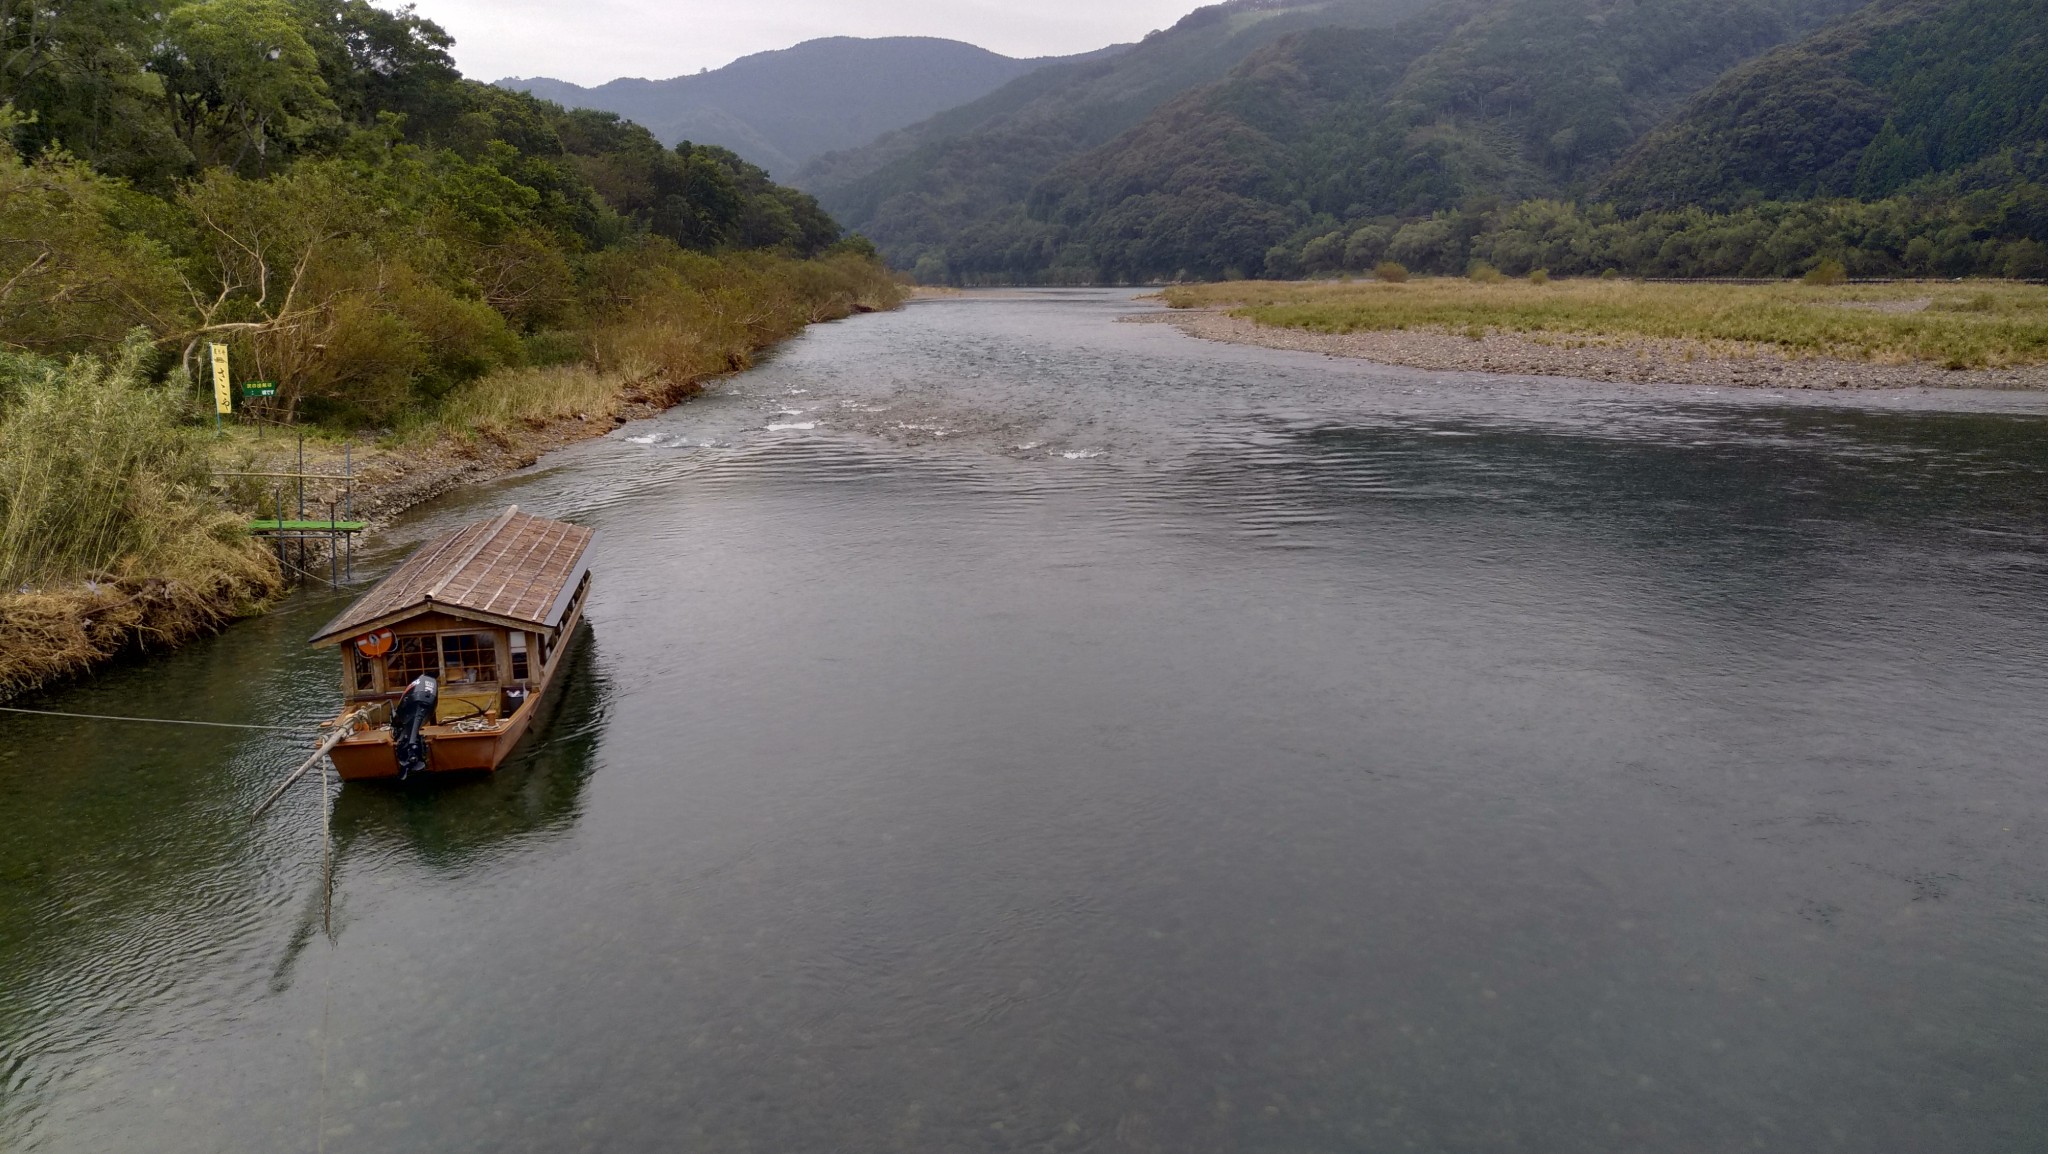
311, 507, 594, 646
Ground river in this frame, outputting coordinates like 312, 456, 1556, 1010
5, 289, 2048, 1152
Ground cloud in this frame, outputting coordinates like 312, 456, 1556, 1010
408, 0, 1202, 84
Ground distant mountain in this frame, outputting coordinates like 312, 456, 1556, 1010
1011, 0, 1869, 281
499, 37, 1103, 176
849, 0, 1875, 281
1600, 0, 2048, 211
795, 0, 1443, 273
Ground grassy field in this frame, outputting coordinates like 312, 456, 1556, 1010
1161, 279, 2048, 368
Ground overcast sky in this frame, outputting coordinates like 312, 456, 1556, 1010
401, 1, 1205, 85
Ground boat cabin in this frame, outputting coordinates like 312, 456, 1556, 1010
310, 506, 595, 778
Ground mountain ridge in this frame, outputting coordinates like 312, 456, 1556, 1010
796, 0, 1442, 275
498, 36, 1106, 177
1007, 0, 1868, 281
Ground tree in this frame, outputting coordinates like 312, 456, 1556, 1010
293, 0, 460, 130
1, 0, 189, 183
156, 0, 336, 173
0, 125, 184, 353
176, 159, 519, 422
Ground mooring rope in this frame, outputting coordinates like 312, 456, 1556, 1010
0, 705, 318, 731
4, 691, 346, 1150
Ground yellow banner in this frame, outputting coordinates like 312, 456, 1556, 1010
210, 344, 232, 415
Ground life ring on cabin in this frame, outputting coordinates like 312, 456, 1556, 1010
355, 629, 396, 659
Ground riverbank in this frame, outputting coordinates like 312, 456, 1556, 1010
1150, 279, 2048, 390
0, 272, 904, 702
228, 364, 731, 534
0, 549, 286, 705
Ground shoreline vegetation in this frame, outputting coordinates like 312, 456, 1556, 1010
1153, 278, 2048, 390
0, 258, 900, 702
0, 335, 289, 701
0, 0, 906, 700
228, 253, 905, 536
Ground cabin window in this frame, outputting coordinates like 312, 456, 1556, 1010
385, 636, 438, 686
350, 650, 376, 693
439, 633, 499, 686
509, 632, 530, 681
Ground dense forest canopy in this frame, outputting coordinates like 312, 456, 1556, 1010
1601, 0, 2048, 209
796, 0, 1441, 280
4, 0, 2040, 320
1018, 0, 1866, 281
803, 0, 2046, 284
0, 0, 865, 423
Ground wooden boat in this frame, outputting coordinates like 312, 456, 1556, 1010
310, 506, 596, 781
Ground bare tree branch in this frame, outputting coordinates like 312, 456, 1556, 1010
0, 248, 50, 309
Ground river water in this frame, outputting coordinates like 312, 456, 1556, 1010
5, 290, 2048, 1152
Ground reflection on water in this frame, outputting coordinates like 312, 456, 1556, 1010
0, 604, 611, 1149
5, 290, 2048, 1153
330, 627, 607, 875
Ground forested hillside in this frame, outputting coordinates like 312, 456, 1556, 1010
893, 0, 1857, 281
500, 37, 1080, 177
797, 0, 1439, 281
0, 0, 879, 425
1601, 0, 2048, 209
839, 0, 2044, 283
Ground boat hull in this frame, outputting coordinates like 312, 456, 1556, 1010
329, 716, 533, 781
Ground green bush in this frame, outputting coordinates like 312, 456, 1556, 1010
2006, 240, 2048, 280
1468, 261, 1507, 283
1344, 226, 1392, 271
1374, 261, 1409, 283
1299, 231, 1347, 275
1264, 243, 1304, 280
1804, 258, 1848, 285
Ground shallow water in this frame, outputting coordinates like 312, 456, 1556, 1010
5, 290, 2048, 1152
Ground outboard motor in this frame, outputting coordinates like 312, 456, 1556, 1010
391, 675, 439, 781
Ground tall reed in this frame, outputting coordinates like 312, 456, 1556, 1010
0, 335, 223, 589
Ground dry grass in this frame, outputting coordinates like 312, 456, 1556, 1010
1162, 278, 2048, 368
429, 364, 632, 439
419, 249, 903, 445
0, 546, 282, 700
